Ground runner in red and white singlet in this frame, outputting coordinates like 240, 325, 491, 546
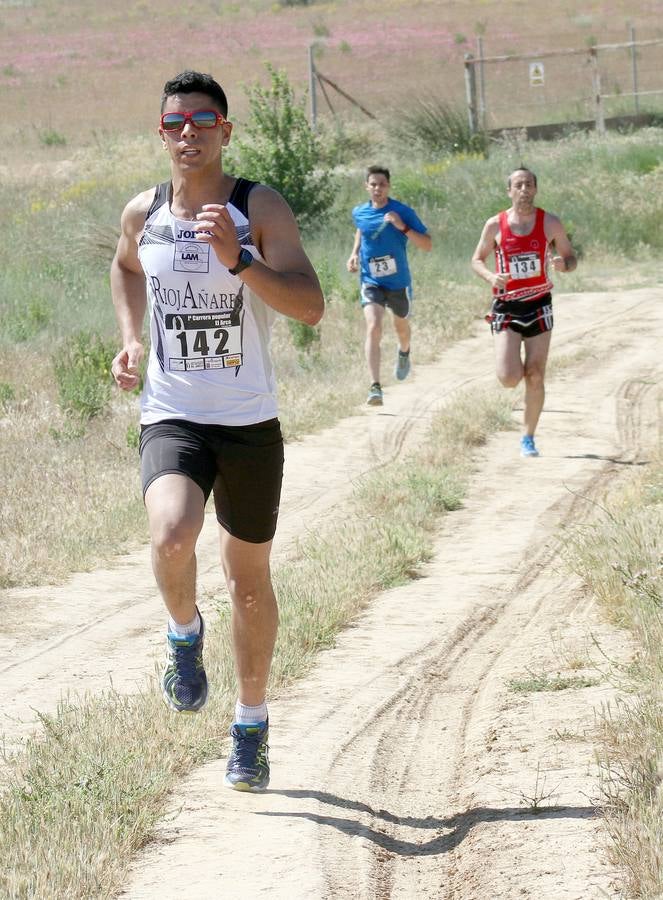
471, 168, 577, 458
494, 206, 553, 304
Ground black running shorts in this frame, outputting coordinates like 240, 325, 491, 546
139, 418, 284, 544
360, 284, 412, 319
486, 293, 553, 338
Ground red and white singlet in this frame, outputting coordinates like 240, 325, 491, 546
493, 207, 553, 302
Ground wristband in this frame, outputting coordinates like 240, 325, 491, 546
401, 226, 411, 235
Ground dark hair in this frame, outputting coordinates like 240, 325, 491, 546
161, 70, 228, 117
507, 167, 537, 188
366, 165, 390, 182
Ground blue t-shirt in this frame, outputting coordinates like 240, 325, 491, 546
352, 198, 427, 290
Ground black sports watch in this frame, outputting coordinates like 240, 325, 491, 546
229, 247, 254, 276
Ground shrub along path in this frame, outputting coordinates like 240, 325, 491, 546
2, 287, 661, 897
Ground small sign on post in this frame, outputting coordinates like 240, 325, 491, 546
529, 61, 545, 87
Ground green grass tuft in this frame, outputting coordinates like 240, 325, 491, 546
507, 670, 601, 693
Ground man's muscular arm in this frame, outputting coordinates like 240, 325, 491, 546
545, 213, 577, 273
110, 191, 151, 390
471, 217, 508, 291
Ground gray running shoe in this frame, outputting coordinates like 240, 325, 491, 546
395, 349, 411, 381
367, 382, 383, 406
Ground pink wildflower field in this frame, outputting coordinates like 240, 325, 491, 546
3, 0, 663, 162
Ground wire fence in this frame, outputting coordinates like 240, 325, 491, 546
465, 32, 663, 134
304, 29, 663, 137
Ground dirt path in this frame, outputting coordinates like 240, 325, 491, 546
2, 288, 662, 897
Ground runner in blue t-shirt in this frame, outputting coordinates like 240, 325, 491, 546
347, 165, 432, 406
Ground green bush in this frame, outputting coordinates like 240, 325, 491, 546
52, 331, 116, 419
39, 129, 67, 147
228, 65, 335, 228
312, 256, 345, 301
395, 97, 487, 156
0, 296, 51, 343
288, 319, 320, 354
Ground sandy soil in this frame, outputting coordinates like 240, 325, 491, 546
2, 287, 661, 898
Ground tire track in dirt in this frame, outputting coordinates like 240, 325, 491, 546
333, 605, 504, 899
615, 374, 659, 463
439, 375, 658, 900
312, 372, 659, 899
123, 288, 661, 899
445, 373, 658, 899
319, 464, 617, 899
371, 373, 659, 899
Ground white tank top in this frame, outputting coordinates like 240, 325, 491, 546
137, 179, 278, 426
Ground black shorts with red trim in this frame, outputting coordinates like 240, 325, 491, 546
486, 293, 553, 338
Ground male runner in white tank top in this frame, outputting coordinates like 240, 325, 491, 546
110, 71, 324, 792
471, 168, 576, 458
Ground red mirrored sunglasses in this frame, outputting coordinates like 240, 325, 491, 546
160, 110, 228, 131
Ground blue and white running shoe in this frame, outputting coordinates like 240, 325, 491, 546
520, 435, 540, 458
224, 720, 270, 792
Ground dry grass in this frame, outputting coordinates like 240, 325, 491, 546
507, 670, 600, 693
564, 459, 663, 899
596, 694, 663, 899
0, 350, 144, 588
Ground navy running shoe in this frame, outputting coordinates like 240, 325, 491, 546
161, 611, 208, 713
224, 720, 270, 792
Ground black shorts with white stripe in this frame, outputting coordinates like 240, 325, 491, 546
486, 293, 553, 337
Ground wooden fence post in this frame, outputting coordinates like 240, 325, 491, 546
464, 53, 478, 134
308, 43, 318, 131
589, 47, 605, 135
629, 25, 640, 114
477, 36, 487, 130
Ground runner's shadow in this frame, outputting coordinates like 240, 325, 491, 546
258, 789, 596, 856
